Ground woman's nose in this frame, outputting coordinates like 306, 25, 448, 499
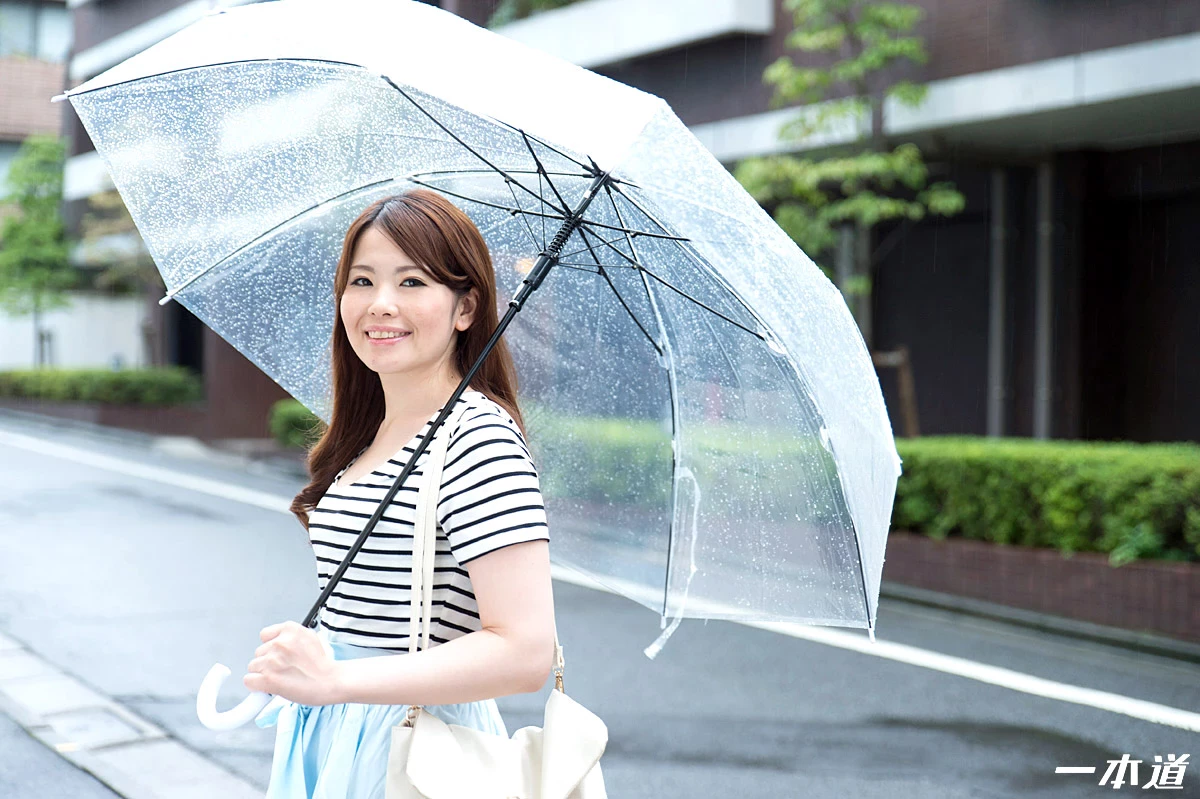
367, 286, 401, 316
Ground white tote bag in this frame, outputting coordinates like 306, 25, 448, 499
386, 402, 608, 799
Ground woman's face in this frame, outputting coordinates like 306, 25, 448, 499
340, 225, 475, 380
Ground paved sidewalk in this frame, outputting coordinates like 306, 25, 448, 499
0, 630, 261, 799
0, 706, 122, 799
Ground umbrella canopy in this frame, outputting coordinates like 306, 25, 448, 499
61, 0, 901, 636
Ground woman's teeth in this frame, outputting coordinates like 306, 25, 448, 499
367, 331, 408, 339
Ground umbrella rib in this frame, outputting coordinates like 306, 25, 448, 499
554, 260, 637, 269
538, 164, 547, 253
556, 231, 636, 262
496, 120, 595, 173
580, 219, 689, 241
503, 176, 545, 252
57, 56, 369, 100
575, 226, 663, 356
604, 183, 777, 332
597, 267, 663, 357
639, 268, 766, 342
408, 167, 593, 180
605, 188, 876, 630
602, 184, 783, 345
519, 131, 571, 217
382, 77, 568, 215
599, 182, 679, 619
405, 178, 567, 224
578, 228, 766, 342
553, 262, 601, 274
160, 176, 400, 303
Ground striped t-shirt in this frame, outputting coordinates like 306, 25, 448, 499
308, 389, 549, 651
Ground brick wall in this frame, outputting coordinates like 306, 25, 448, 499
883, 532, 1200, 643
0, 57, 66, 140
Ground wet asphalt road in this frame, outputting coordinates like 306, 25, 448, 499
0, 414, 1197, 798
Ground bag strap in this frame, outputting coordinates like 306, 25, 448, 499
410, 401, 566, 687
410, 401, 469, 654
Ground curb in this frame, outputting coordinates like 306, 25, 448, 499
880, 581, 1200, 664
0, 630, 262, 799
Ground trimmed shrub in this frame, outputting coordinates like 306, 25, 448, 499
0, 367, 202, 405
266, 397, 1200, 564
893, 437, 1200, 564
269, 399, 325, 449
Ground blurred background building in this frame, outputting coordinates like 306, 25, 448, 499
54, 0, 1200, 443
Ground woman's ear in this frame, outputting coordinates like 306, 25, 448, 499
454, 289, 478, 332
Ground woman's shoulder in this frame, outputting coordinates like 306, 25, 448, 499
451, 390, 530, 449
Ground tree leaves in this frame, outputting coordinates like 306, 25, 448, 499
735, 0, 965, 281
0, 135, 73, 318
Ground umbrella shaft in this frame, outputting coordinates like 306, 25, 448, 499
511, 171, 611, 311
302, 171, 612, 631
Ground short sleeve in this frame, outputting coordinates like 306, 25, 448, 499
437, 405, 550, 565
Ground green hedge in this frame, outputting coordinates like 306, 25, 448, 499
267, 399, 1200, 563
269, 398, 325, 449
0, 367, 202, 405
893, 437, 1200, 564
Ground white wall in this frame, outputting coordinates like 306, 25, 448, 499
0, 291, 147, 369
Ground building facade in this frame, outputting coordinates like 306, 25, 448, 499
0, 0, 149, 371
62, 0, 287, 438
61, 0, 1200, 442
483, 0, 1200, 444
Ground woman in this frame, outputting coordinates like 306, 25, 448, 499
246, 190, 556, 798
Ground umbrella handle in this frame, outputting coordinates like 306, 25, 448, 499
196, 663, 274, 730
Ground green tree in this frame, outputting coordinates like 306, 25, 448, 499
735, 0, 964, 348
0, 135, 73, 366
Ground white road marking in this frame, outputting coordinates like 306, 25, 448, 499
0, 429, 291, 515
5, 428, 1200, 734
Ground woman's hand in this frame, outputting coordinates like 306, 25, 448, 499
243, 621, 342, 706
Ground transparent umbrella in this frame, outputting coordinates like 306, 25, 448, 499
59, 0, 901, 726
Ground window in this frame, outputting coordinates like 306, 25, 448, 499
0, 1, 71, 62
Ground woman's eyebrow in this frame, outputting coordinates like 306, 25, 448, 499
348, 263, 425, 273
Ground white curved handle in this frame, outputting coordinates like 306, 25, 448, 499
196, 662, 273, 730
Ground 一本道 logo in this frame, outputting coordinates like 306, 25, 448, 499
1055, 753, 1190, 790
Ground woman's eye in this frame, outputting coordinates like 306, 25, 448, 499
349, 276, 372, 287
401, 278, 425, 287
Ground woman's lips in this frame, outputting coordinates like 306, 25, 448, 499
365, 332, 411, 345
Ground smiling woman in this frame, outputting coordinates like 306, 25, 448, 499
340, 231, 465, 381
251, 190, 556, 799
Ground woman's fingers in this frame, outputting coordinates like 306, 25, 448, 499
260, 621, 291, 642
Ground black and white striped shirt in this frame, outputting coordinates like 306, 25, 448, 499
309, 390, 549, 651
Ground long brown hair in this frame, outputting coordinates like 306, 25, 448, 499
290, 189, 525, 527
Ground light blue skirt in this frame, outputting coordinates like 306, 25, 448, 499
255, 637, 507, 799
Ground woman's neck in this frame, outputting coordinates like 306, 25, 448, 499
376, 365, 468, 432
